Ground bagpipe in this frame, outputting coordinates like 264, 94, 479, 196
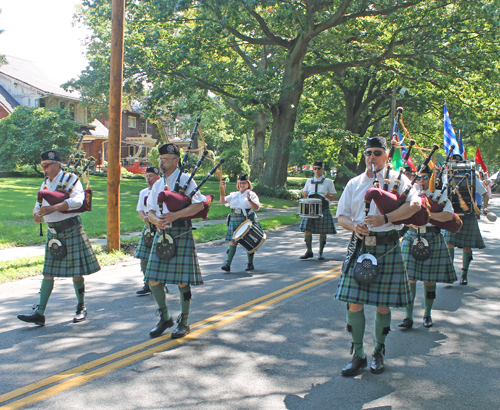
157, 119, 225, 220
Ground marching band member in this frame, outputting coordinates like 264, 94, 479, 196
220, 174, 261, 272
444, 155, 487, 285
17, 150, 100, 326
399, 164, 457, 329
335, 136, 421, 376
299, 160, 337, 260
134, 166, 161, 295
146, 143, 206, 339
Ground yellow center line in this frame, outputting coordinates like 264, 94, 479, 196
0, 265, 342, 410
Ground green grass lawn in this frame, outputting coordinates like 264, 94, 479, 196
0, 176, 298, 249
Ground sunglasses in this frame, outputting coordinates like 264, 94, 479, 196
313, 167, 322, 170
416, 175, 430, 181
364, 150, 384, 157
41, 161, 57, 169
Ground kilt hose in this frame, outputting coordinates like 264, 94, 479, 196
145, 225, 203, 285
401, 231, 457, 283
134, 225, 153, 261
443, 214, 485, 249
335, 230, 412, 308
225, 211, 261, 241
299, 206, 337, 235
44, 217, 100, 277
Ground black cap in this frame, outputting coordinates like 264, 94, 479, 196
238, 173, 249, 181
404, 165, 414, 172
365, 136, 387, 150
313, 160, 323, 168
418, 164, 432, 174
145, 166, 160, 175
41, 150, 62, 162
451, 154, 463, 161
158, 143, 180, 156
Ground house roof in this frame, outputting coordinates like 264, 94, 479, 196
0, 84, 20, 113
0, 56, 80, 100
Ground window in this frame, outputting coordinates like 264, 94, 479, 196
129, 146, 135, 156
147, 120, 152, 134
38, 99, 46, 108
60, 102, 65, 109
140, 119, 146, 133
87, 107, 91, 122
128, 116, 137, 128
69, 104, 75, 120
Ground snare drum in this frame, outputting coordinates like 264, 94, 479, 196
298, 198, 323, 218
232, 220, 267, 254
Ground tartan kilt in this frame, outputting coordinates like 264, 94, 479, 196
335, 230, 412, 308
401, 231, 457, 283
226, 211, 260, 241
43, 219, 100, 277
299, 206, 337, 235
145, 226, 203, 285
443, 214, 485, 249
134, 225, 153, 261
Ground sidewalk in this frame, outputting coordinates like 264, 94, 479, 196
0, 206, 305, 262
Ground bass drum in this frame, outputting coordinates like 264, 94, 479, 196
232, 220, 266, 254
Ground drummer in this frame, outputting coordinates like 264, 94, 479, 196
220, 174, 261, 272
299, 160, 337, 260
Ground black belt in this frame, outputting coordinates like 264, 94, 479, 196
408, 226, 441, 234
171, 219, 192, 228
364, 231, 400, 246
48, 216, 81, 233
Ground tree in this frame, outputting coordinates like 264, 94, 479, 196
0, 106, 78, 173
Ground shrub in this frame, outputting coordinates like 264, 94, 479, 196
253, 184, 301, 200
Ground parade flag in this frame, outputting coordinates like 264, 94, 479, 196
489, 170, 499, 181
475, 147, 488, 173
392, 129, 416, 171
443, 104, 461, 155
458, 131, 467, 159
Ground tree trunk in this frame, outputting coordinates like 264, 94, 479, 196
250, 110, 268, 181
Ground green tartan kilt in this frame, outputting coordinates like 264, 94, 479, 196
443, 214, 485, 249
43, 219, 100, 277
134, 225, 153, 261
226, 211, 260, 241
299, 206, 337, 235
335, 230, 412, 308
401, 231, 457, 283
145, 226, 203, 285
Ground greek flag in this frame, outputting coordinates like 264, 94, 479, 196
443, 104, 460, 155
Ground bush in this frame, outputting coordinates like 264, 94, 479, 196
253, 184, 301, 200
219, 148, 250, 181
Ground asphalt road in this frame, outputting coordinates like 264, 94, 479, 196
0, 196, 499, 410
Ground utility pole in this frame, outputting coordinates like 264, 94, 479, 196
107, 0, 125, 252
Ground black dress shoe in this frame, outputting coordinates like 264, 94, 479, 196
18, 310, 45, 326
149, 316, 174, 338
172, 322, 190, 339
341, 355, 367, 377
73, 304, 88, 323
370, 352, 385, 374
221, 262, 231, 272
459, 275, 468, 285
423, 316, 433, 328
245, 263, 254, 271
136, 283, 152, 296
398, 317, 413, 329
318, 253, 324, 260
300, 251, 314, 260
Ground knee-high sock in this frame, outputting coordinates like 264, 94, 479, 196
374, 311, 391, 353
319, 236, 326, 253
36, 278, 54, 315
405, 282, 417, 320
448, 247, 455, 262
150, 283, 170, 320
226, 244, 237, 265
346, 309, 365, 359
140, 260, 148, 281
305, 235, 312, 252
179, 285, 192, 325
463, 250, 473, 274
247, 252, 254, 264
424, 284, 437, 317
73, 279, 85, 306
